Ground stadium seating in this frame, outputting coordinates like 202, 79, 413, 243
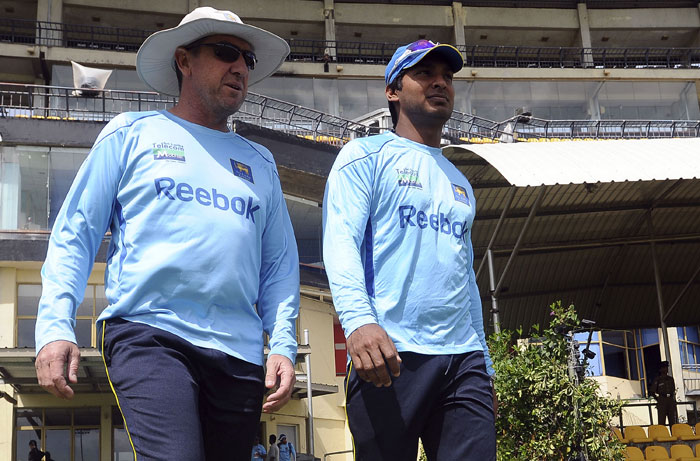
648, 425, 678, 442
614, 427, 630, 444
625, 426, 653, 443
645, 445, 672, 460
670, 444, 700, 460
624, 446, 644, 460
672, 424, 700, 442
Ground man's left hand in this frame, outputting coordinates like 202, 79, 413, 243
263, 354, 296, 413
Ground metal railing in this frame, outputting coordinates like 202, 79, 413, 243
489, 115, 700, 141
440, 111, 700, 142
0, 83, 369, 146
290, 40, 700, 70
461, 45, 700, 69
0, 18, 152, 51
3, 19, 700, 70
619, 400, 699, 429
2, 83, 700, 145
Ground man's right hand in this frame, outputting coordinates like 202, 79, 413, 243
347, 324, 401, 387
35, 340, 80, 399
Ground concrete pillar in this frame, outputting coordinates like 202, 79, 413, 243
694, 5, 700, 47
324, 0, 336, 59
452, 2, 466, 49
187, 0, 200, 13
577, 2, 593, 68
36, 0, 63, 46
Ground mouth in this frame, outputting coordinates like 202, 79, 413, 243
427, 93, 449, 102
224, 82, 243, 92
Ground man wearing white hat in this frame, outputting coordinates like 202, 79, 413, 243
34, 7, 299, 460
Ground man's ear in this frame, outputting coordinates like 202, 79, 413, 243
174, 47, 191, 77
386, 84, 400, 103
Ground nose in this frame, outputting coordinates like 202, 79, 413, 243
432, 75, 448, 88
228, 54, 249, 77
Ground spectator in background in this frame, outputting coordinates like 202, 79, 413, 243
278, 434, 296, 461
650, 360, 677, 427
252, 436, 267, 461
267, 434, 280, 461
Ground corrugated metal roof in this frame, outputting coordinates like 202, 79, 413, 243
446, 139, 700, 335
445, 138, 700, 187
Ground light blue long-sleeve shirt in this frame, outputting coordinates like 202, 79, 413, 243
323, 131, 493, 374
36, 110, 300, 365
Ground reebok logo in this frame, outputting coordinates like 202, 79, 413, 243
154, 177, 260, 223
398, 205, 468, 241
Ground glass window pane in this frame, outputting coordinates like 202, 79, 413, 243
585, 344, 602, 376
16, 409, 42, 427
681, 343, 690, 364
45, 429, 71, 461
48, 148, 89, 227
17, 318, 36, 348
678, 327, 686, 340
16, 429, 42, 461
74, 428, 100, 461
602, 330, 625, 346
77, 286, 94, 316
638, 349, 644, 377
0, 147, 49, 230
642, 329, 659, 346
603, 344, 627, 379
44, 408, 71, 426
695, 345, 700, 365
628, 348, 639, 380
687, 327, 700, 344
96, 285, 109, 314
626, 331, 635, 348
17, 284, 42, 316
574, 331, 598, 343
75, 319, 93, 347
112, 406, 124, 426
74, 407, 100, 426
114, 427, 135, 461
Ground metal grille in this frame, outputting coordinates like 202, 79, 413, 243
0, 83, 369, 145
3, 19, 700, 70
1, 84, 699, 144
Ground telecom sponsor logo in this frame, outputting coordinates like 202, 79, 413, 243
398, 205, 468, 240
154, 177, 260, 223
231, 159, 254, 184
452, 184, 469, 205
152, 142, 186, 162
396, 167, 423, 189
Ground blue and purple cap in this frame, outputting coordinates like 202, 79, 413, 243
385, 39, 464, 85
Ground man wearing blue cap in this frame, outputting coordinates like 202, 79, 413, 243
323, 40, 496, 460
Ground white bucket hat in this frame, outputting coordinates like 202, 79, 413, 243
136, 7, 290, 96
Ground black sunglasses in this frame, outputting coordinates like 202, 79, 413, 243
186, 42, 257, 70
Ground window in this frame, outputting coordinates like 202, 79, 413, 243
17, 284, 109, 348
574, 329, 641, 381
15, 407, 100, 461
112, 406, 134, 461
0, 146, 49, 230
678, 326, 700, 365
